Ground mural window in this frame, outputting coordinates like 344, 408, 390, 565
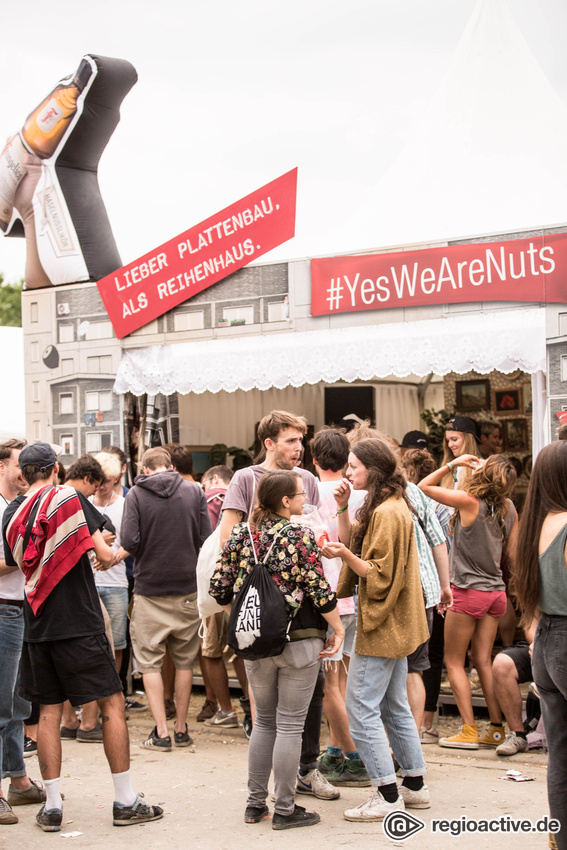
87, 355, 113, 373
130, 320, 159, 336
562, 355, 567, 383
59, 393, 74, 415
59, 324, 74, 343
85, 390, 113, 412
32, 381, 40, 402
84, 321, 113, 340
30, 302, 38, 323
222, 305, 254, 324
268, 301, 287, 321
30, 341, 39, 362
173, 311, 205, 332
85, 432, 113, 453
60, 435, 74, 456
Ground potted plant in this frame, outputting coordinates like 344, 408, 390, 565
230, 318, 246, 326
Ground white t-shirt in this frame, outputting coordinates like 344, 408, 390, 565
317, 479, 366, 616
0, 498, 25, 599
92, 495, 128, 589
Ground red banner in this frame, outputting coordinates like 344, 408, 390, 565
311, 232, 567, 316
97, 168, 298, 338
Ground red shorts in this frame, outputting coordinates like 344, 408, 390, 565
450, 585, 507, 620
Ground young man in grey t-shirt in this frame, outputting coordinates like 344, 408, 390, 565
218, 410, 320, 547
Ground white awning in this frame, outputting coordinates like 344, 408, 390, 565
114, 307, 546, 396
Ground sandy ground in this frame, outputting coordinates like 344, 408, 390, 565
8, 694, 553, 850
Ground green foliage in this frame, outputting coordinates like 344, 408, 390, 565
0, 277, 23, 327
420, 406, 455, 464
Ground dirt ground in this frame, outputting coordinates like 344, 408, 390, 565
9, 693, 553, 850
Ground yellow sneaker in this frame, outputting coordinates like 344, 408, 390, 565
439, 724, 479, 749
479, 724, 505, 748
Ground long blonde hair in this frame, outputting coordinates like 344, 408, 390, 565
441, 430, 479, 489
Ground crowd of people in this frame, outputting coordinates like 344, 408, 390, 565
0, 408, 564, 847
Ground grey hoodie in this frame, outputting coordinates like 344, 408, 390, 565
121, 469, 212, 596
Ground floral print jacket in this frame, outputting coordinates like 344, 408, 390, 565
209, 515, 337, 615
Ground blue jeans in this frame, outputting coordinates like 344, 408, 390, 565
0, 604, 31, 779
345, 652, 425, 787
533, 614, 567, 850
245, 638, 323, 815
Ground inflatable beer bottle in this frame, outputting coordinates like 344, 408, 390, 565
20, 58, 93, 159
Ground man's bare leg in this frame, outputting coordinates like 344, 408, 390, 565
173, 669, 192, 735
37, 704, 64, 780
142, 672, 169, 738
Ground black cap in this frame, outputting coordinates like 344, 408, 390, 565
446, 416, 479, 440
19, 442, 57, 471
401, 430, 429, 449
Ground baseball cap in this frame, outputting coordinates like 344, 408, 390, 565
401, 430, 429, 449
446, 416, 480, 439
18, 441, 57, 470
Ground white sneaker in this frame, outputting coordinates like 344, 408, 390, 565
496, 732, 529, 757
344, 790, 404, 822
398, 783, 431, 809
296, 769, 340, 800
420, 726, 439, 744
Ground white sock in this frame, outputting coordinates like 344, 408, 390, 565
44, 777, 62, 811
112, 770, 137, 806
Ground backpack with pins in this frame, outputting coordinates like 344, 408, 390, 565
227, 522, 297, 660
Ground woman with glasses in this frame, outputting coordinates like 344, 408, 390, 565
209, 470, 343, 831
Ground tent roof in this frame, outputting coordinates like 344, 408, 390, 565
114, 307, 545, 396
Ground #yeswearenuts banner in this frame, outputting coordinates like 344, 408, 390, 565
311, 232, 567, 315
97, 168, 298, 338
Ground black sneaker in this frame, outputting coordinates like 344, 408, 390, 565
173, 725, 193, 748
140, 727, 172, 751
272, 804, 320, 830
125, 696, 147, 713
36, 804, 63, 832
23, 736, 38, 758
244, 804, 270, 823
113, 794, 164, 827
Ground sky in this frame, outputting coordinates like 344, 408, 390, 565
1, 0, 567, 284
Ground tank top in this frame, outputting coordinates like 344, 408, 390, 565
539, 522, 567, 616
450, 499, 516, 591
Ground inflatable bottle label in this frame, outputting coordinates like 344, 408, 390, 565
0, 135, 28, 232
20, 59, 93, 160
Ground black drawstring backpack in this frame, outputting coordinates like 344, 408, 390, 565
227, 523, 295, 661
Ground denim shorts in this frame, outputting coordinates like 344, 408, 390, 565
326, 613, 356, 663
97, 586, 129, 650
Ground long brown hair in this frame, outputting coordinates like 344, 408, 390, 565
350, 439, 413, 555
249, 470, 300, 529
462, 454, 516, 537
515, 442, 567, 622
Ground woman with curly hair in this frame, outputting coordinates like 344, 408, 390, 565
321, 438, 430, 822
419, 453, 517, 749
209, 470, 343, 831
514, 441, 567, 849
